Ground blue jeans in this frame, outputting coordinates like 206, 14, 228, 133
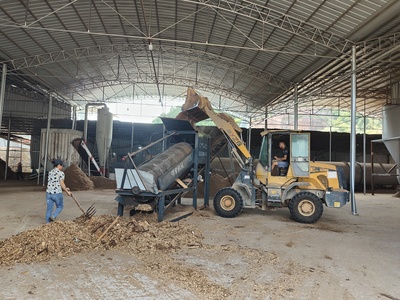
278, 161, 289, 168
46, 192, 64, 223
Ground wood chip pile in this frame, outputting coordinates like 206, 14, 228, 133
89, 176, 117, 189
64, 163, 94, 191
187, 173, 232, 198
0, 215, 202, 266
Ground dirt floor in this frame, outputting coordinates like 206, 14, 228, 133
0, 180, 399, 300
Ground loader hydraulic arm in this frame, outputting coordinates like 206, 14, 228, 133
177, 88, 252, 167
202, 106, 251, 161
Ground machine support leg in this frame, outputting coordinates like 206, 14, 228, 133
204, 137, 211, 207
117, 203, 124, 216
158, 196, 165, 222
192, 134, 199, 210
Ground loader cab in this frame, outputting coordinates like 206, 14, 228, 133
259, 131, 289, 176
258, 131, 310, 178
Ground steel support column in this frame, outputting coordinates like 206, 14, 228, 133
4, 116, 11, 180
130, 123, 134, 152
350, 46, 358, 215
43, 94, 53, 186
293, 85, 298, 130
247, 117, 252, 153
363, 115, 367, 195
264, 107, 268, 130
329, 126, 332, 162
0, 64, 7, 132
72, 106, 77, 130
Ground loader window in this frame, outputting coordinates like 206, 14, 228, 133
259, 136, 269, 167
290, 133, 310, 177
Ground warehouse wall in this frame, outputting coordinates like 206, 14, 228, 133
29, 120, 390, 173
1, 85, 71, 135
5, 87, 70, 118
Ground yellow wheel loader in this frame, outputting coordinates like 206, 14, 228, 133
178, 88, 349, 223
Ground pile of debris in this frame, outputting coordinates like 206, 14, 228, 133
64, 163, 94, 191
186, 173, 234, 198
0, 215, 202, 265
89, 176, 117, 189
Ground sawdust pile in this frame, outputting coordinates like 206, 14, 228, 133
0, 215, 202, 266
89, 176, 117, 189
186, 173, 232, 198
64, 163, 94, 191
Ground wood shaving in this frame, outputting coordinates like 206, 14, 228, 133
0, 215, 202, 266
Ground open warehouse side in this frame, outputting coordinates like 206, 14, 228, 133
0, 0, 400, 299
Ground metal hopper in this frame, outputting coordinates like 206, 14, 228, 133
382, 83, 400, 184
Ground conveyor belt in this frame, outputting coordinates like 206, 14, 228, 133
71, 138, 102, 176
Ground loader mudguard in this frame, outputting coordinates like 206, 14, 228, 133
282, 181, 311, 201
232, 170, 256, 207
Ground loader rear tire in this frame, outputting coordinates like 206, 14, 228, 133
289, 192, 323, 224
213, 188, 243, 218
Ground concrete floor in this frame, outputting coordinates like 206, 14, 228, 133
0, 180, 399, 299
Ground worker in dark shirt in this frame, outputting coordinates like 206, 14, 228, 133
271, 141, 289, 173
17, 162, 23, 180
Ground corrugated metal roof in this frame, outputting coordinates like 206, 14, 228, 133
0, 0, 399, 123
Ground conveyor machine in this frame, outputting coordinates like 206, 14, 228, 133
114, 118, 211, 221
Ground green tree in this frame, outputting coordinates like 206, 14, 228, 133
152, 106, 242, 127
328, 111, 381, 134
151, 106, 182, 124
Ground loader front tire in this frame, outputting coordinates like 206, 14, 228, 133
289, 192, 323, 224
213, 188, 243, 218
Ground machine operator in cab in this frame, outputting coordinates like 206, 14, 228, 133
271, 140, 289, 175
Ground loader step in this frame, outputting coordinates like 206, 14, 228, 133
267, 201, 282, 207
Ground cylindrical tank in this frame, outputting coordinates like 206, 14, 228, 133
139, 142, 193, 190
96, 107, 113, 170
382, 82, 400, 183
210, 158, 398, 187
324, 161, 398, 187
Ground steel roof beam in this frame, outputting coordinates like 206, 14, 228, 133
182, 0, 354, 54
2, 44, 290, 87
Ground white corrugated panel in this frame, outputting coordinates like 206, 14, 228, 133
40, 129, 83, 168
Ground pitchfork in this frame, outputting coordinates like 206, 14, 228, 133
70, 193, 96, 219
